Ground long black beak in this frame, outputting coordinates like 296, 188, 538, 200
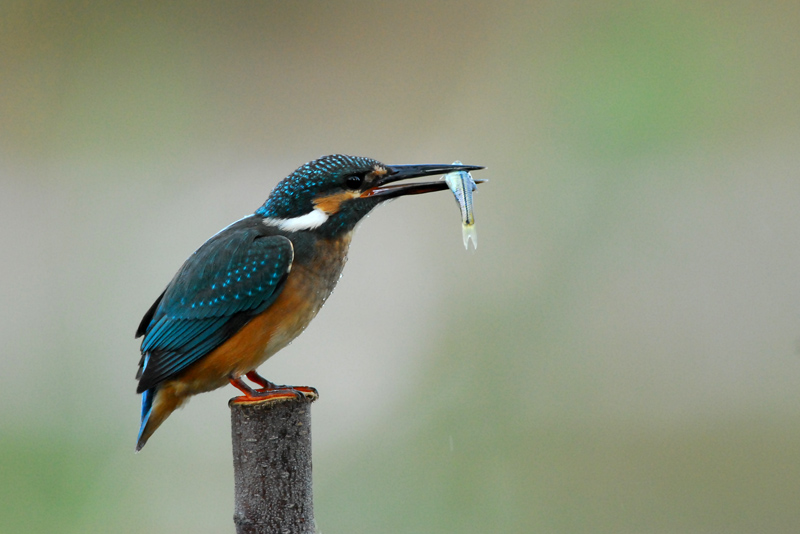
362, 163, 485, 199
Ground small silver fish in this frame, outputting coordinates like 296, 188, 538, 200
443, 160, 478, 250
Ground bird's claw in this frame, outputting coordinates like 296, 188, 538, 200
229, 372, 318, 404
230, 387, 318, 405
251, 384, 318, 401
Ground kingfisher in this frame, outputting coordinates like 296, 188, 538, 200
135, 154, 484, 451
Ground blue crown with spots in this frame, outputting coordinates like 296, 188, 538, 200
256, 154, 381, 218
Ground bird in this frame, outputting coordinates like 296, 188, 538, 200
134, 154, 484, 451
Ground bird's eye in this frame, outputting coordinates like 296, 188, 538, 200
345, 174, 363, 190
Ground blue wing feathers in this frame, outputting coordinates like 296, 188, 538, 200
136, 223, 293, 393
136, 289, 165, 338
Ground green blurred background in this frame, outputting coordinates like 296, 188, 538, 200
3, 1, 800, 532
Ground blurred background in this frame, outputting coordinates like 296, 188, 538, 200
2, 1, 800, 532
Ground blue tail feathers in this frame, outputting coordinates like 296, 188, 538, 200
136, 388, 155, 452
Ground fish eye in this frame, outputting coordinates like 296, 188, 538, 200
345, 174, 363, 190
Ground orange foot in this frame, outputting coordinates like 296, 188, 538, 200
229, 371, 318, 405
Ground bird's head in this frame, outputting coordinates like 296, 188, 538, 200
256, 154, 483, 237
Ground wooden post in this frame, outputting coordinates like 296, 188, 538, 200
230, 391, 318, 534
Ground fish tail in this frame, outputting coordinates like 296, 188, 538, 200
462, 224, 478, 250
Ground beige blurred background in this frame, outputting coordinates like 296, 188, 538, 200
3, 1, 800, 532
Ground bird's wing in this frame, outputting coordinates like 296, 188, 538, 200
136, 228, 293, 392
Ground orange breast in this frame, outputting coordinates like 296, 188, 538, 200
170, 233, 353, 396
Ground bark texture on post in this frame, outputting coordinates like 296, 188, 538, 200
230, 394, 317, 534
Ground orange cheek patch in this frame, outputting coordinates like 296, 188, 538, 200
313, 191, 360, 215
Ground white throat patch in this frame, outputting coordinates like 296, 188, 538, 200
262, 207, 329, 231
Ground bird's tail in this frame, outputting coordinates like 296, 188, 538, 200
135, 385, 184, 452
136, 388, 156, 452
